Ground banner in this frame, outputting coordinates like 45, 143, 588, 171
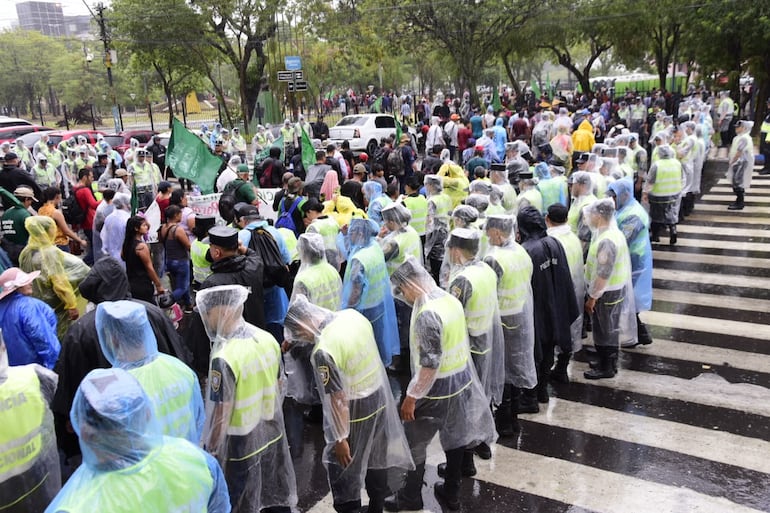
187, 188, 282, 224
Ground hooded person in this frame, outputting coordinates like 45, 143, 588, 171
197, 285, 298, 513
45, 368, 231, 513
305, 210, 343, 271
607, 178, 653, 346
643, 143, 683, 244
342, 218, 399, 367
52, 257, 190, 459
726, 120, 755, 210
436, 152, 470, 209
487, 184, 506, 215
582, 199, 637, 378
0, 267, 59, 369
516, 207, 580, 411
572, 118, 596, 153
483, 215, 537, 435
363, 181, 392, 227
536, 164, 569, 212
567, 171, 598, 255
385, 258, 496, 512
95, 300, 204, 443
423, 175, 452, 282
286, 233, 343, 407
0, 333, 61, 513
101, 193, 132, 264
444, 228, 504, 459
284, 296, 414, 513
379, 202, 423, 276
19, 216, 90, 340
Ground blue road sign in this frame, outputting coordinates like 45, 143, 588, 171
285, 56, 302, 71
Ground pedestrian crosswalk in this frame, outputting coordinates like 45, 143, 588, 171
299, 158, 770, 513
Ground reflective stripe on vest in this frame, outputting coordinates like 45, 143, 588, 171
411, 293, 469, 379
52, 438, 213, 511
314, 311, 382, 401
214, 333, 281, 437
485, 245, 532, 316
385, 228, 422, 276
650, 158, 682, 196
0, 366, 45, 482
128, 356, 196, 441
349, 244, 388, 309
191, 240, 212, 283
403, 195, 428, 235
131, 161, 153, 186
585, 228, 631, 291
277, 227, 299, 262
295, 262, 341, 311
616, 202, 650, 258
454, 262, 497, 341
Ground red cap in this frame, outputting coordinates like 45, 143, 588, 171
358, 153, 368, 162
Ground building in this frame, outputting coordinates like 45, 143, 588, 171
15, 1, 65, 37
64, 15, 93, 38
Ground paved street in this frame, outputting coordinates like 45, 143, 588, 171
294, 155, 770, 513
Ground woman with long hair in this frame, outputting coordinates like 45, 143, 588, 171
159, 205, 192, 311
122, 215, 165, 303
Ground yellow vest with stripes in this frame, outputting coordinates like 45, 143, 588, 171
453, 262, 497, 341
191, 240, 212, 283
0, 366, 45, 483
385, 227, 422, 276
403, 195, 428, 235
485, 245, 533, 316
294, 262, 341, 311
650, 158, 682, 196
349, 243, 388, 309
411, 293, 469, 378
585, 228, 631, 292
277, 227, 299, 262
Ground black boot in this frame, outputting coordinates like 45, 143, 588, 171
635, 315, 653, 346
584, 346, 617, 379
495, 384, 515, 436
518, 387, 539, 413
668, 224, 677, 245
437, 449, 477, 478
434, 449, 463, 510
384, 464, 424, 511
550, 352, 571, 383
728, 188, 745, 210
536, 373, 550, 404
650, 222, 660, 243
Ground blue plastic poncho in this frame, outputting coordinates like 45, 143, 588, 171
607, 178, 653, 312
47, 368, 230, 513
96, 301, 204, 443
362, 181, 391, 227
0, 288, 59, 369
341, 218, 399, 366
493, 118, 508, 158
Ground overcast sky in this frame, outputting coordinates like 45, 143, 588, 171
0, 0, 102, 29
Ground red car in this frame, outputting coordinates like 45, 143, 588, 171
47, 129, 107, 148
104, 130, 157, 155
0, 125, 55, 144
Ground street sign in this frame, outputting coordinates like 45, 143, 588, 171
285, 56, 301, 71
277, 70, 304, 82
288, 80, 308, 92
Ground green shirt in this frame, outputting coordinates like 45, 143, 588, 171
1, 206, 31, 245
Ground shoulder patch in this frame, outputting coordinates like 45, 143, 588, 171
318, 365, 330, 387
210, 370, 222, 393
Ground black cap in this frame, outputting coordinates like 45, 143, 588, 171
4, 152, 18, 162
303, 197, 324, 213
203, 226, 239, 249
575, 152, 590, 164
233, 202, 260, 219
194, 214, 216, 235
546, 204, 568, 224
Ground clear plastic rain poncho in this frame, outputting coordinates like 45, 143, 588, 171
607, 178, 652, 312
439, 205, 485, 289
342, 218, 399, 366
567, 171, 598, 250
363, 181, 390, 226
487, 184, 506, 215
0, 335, 61, 513
389, 257, 496, 452
47, 368, 230, 513
728, 121, 755, 191
469, 180, 492, 196
306, 216, 343, 270
95, 300, 204, 443
283, 296, 414, 505
483, 215, 537, 388
583, 199, 637, 347
379, 202, 423, 276
287, 233, 343, 405
489, 168, 517, 213
644, 144, 683, 225
196, 285, 297, 513
19, 216, 90, 339
424, 175, 451, 263
445, 228, 505, 405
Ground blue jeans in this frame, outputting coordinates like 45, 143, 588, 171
166, 258, 191, 306
83, 229, 94, 265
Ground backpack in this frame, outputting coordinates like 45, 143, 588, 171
259, 160, 275, 188
274, 197, 300, 234
387, 146, 405, 176
247, 226, 292, 289
219, 180, 247, 224
373, 146, 390, 167
63, 188, 86, 225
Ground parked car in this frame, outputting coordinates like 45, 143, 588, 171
0, 116, 32, 128
47, 129, 106, 148
104, 130, 157, 155
0, 125, 54, 144
328, 113, 418, 156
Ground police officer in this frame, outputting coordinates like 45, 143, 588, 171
129, 149, 160, 209
0, 334, 60, 513
191, 215, 216, 288
385, 258, 496, 511
726, 120, 755, 210
95, 300, 204, 442
484, 215, 537, 434
643, 144, 683, 243
46, 367, 231, 512
284, 296, 414, 513
379, 202, 423, 275
198, 284, 297, 513
402, 175, 428, 248
424, 175, 452, 282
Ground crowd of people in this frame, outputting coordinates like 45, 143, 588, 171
0, 84, 763, 513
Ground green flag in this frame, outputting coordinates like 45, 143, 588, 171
394, 113, 402, 144
530, 79, 542, 98
301, 126, 315, 172
372, 96, 382, 113
166, 118, 224, 194
0, 187, 24, 209
491, 88, 502, 112
253, 135, 284, 165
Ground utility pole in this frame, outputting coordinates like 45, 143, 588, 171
96, 2, 122, 132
